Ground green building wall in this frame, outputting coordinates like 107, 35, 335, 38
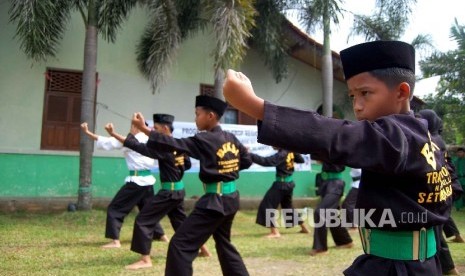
0, 153, 352, 198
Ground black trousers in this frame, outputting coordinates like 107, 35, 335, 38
344, 254, 442, 275
436, 224, 455, 273
443, 216, 460, 238
341, 187, 358, 224
165, 208, 248, 276
105, 182, 164, 240
256, 181, 302, 228
131, 193, 186, 255
313, 179, 352, 251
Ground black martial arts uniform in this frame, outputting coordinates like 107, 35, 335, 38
443, 217, 462, 239
97, 134, 165, 241
313, 162, 353, 251
123, 133, 191, 256
145, 125, 252, 276
417, 109, 463, 274
256, 102, 453, 276
251, 149, 305, 228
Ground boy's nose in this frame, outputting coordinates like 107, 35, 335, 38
353, 99, 363, 112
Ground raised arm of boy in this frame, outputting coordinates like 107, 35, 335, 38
104, 123, 126, 144
80, 122, 99, 140
223, 69, 265, 120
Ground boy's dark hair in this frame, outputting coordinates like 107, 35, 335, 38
154, 122, 174, 133
200, 106, 222, 120
153, 113, 174, 132
457, 147, 465, 152
369, 68, 416, 100
162, 123, 174, 133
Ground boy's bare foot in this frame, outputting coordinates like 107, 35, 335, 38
309, 249, 328, 256
198, 244, 211, 257
265, 232, 281, 238
101, 240, 121, 249
299, 225, 310, 234
155, 235, 169, 242
198, 250, 212, 257
451, 235, 465, 243
336, 242, 354, 249
266, 227, 281, 238
445, 267, 460, 275
125, 259, 153, 270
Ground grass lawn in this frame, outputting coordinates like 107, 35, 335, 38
0, 208, 464, 275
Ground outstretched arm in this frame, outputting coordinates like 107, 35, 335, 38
223, 69, 265, 120
80, 122, 98, 141
81, 122, 122, 150
250, 151, 284, 167
131, 112, 151, 136
105, 123, 126, 144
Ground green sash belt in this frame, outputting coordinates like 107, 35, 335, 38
276, 175, 293, 182
129, 170, 152, 176
204, 181, 236, 195
161, 181, 184, 191
321, 171, 343, 180
359, 227, 436, 261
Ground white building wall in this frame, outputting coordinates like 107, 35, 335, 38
0, 6, 350, 156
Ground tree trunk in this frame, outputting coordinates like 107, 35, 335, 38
321, 6, 333, 118
213, 68, 225, 100
77, 1, 98, 211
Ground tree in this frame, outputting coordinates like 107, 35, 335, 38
350, 0, 415, 41
421, 93, 465, 145
298, 0, 344, 117
9, 0, 140, 210
349, 0, 433, 54
420, 19, 465, 144
136, 0, 304, 100
137, 0, 256, 99
251, 0, 294, 84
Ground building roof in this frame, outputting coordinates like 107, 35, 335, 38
282, 20, 345, 81
282, 20, 424, 104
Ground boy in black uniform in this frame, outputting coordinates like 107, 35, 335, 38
250, 148, 310, 238
417, 109, 462, 275
311, 162, 353, 255
131, 95, 252, 276
223, 41, 453, 275
104, 114, 211, 270
81, 121, 166, 248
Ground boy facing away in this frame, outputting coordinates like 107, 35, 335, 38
223, 41, 453, 275
104, 114, 211, 270
131, 95, 252, 276
250, 148, 310, 238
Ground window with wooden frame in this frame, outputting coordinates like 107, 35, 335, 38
41, 68, 96, 151
200, 84, 256, 125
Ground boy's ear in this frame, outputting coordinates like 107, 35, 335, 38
397, 82, 411, 101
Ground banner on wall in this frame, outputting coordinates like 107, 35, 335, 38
146, 121, 312, 172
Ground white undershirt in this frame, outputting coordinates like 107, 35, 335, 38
350, 168, 362, 189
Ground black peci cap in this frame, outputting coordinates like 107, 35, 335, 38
195, 95, 228, 117
340, 41, 415, 80
153, 113, 174, 124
